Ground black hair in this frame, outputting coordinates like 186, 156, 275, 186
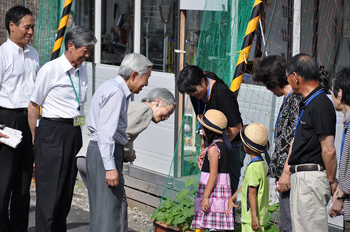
5, 5, 33, 34
286, 53, 319, 81
332, 67, 350, 105
177, 65, 225, 94
202, 127, 222, 145
253, 55, 288, 89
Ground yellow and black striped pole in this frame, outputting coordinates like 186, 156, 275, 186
230, 0, 263, 95
51, 0, 73, 60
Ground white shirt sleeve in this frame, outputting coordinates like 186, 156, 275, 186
0, 54, 4, 85
30, 65, 53, 106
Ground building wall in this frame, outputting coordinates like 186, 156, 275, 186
0, 0, 40, 45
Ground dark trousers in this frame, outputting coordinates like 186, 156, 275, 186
0, 108, 34, 232
345, 220, 350, 232
34, 119, 82, 232
86, 141, 124, 232
229, 139, 246, 195
279, 190, 292, 232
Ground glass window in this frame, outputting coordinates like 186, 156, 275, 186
100, 0, 134, 66
74, 0, 95, 62
141, 0, 176, 73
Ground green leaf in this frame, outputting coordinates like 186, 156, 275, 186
179, 198, 192, 206
185, 177, 194, 187
176, 189, 188, 200
166, 217, 172, 226
268, 203, 279, 212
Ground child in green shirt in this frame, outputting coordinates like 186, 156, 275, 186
226, 123, 270, 232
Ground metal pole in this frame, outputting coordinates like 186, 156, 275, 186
230, 0, 264, 95
51, 0, 73, 60
292, 0, 301, 56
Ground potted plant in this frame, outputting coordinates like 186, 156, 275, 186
151, 177, 198, 232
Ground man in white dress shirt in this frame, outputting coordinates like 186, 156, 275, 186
86, 53, 152, 232
0, 5, 39, 232
27, 26, 96, 232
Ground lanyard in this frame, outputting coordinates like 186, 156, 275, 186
340, 121, 350, 167
245, 156, 264, 174
274, 89, 293, 139
67, 70, 81, 110
197, 77, 210, 131
294, 89, 324, 136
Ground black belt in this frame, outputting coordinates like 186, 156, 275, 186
0, 106, 27, 113
43, 117, 74, 124
290, 164, 324, 173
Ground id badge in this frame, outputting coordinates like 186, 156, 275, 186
73, 115, 85, 126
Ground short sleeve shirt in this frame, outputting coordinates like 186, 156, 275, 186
0, 39, 40, 108
241, 160, 269, 226
190, 81, 243, 141
288, 86, 336, 166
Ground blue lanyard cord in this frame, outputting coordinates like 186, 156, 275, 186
340, 121, 350, 167
294, 89, 324, 137
197, 77, 211, 131
249, 156, 264, 164
245, 157, 264, 175
67, 71, 81, 106
274, 89, 293, 139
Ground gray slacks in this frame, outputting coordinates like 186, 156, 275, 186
78, 155, 128, 232
279, 190, 292, 232
86, 141, 124, 232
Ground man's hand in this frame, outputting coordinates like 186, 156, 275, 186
329, 187, 344, 218
105, 169, 119, 187
251, 216, 260, 231
124, 150, 136, 162
278, 171, 291, 192
0, 132, 9, 142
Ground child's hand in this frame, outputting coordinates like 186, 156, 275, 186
201, 197, 210, 212
225, 196, 239, 216
251, 216, 260, 231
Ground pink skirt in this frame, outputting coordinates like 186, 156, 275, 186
191, 172, 234, 230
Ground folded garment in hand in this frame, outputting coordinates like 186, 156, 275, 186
0, 127, 23, 149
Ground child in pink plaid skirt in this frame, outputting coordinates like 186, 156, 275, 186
191, 110, 235, 231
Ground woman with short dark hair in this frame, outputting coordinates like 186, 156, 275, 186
253, 55, 301, 232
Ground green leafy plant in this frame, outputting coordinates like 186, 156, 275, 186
264, 203, 279, 232
151, 177, 199, 231
234, 202, 280, 232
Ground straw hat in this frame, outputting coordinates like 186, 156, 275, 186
240, 123, 269, 153
197, 109, 227, 134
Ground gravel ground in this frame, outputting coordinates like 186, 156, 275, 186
72, 186, 154, 232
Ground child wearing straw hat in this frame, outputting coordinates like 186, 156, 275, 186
226, 123, 270, 232
191, 109, 234, 231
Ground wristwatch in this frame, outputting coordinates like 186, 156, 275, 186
336, 192, 345, 200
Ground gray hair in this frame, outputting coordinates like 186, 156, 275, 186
64, 26, 97, 51
141, 88, 176, 107
118, 53, 153, 80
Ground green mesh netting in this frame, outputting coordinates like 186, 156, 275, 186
34, 0, 60, 66
196, 0, 255, 86
34, 1, 75, 65
152, 0, 255, 230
